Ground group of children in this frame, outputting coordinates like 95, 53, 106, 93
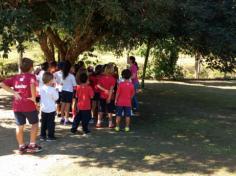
0, 56, 139, 154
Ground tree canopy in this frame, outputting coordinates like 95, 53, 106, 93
0, 0, 235, 71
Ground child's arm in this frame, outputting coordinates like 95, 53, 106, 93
97, 84, 109, 94
115, 85, 120, 105
0, 82, 21, 100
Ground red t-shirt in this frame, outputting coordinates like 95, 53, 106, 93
76, 84, 94, 110
3, 73, 37, 112
89, 75, 100, 93
116, 81, 135, 107
97, 74, 116, 99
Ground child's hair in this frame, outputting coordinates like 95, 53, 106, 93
42, 72, 54, 84
122, 69, 132, 80
129, 56, 139, 70
87, 66, 94, 73
62, 60, 71, 79
79, 73, 88, 84
58, 61, 65, 70
49, 61, 57, 69
104, 63, 114, 75
94, 64, 103, 75
41, 62, 49, 71
20, 57, 34, 73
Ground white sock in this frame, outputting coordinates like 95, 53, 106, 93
109, 121, 113, 126
97, 120, 101, 124
19, 144, 25, 148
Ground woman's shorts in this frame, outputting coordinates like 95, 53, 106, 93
61, 90, 73, 103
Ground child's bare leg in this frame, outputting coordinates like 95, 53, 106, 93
108, 113, 114, 127
125, 116, 131, 127
96, 112, 103, 126
91, 101, 97, 118
116, 116, 121, 127
16, 125, 24, 146
30, 123, 39, 144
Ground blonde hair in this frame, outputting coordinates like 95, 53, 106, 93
104, 63, 114, 75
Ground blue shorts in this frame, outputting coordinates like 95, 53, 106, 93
61, 90, 73, 103
99, 98, 114, 113
116, 106, 131, 117
14, 111, 39, 126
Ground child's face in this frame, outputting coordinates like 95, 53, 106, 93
48, 79, 54, 86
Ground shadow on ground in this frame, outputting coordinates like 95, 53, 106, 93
1, 81, 236, 175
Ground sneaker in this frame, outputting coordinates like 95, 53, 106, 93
89, 118, 95, 124
115, 126, 120, 132
125, 127, 130, 132
71, 128, 77, 134
18, 145, 28, 154
40, 136, 46, 141
60, 118, 65, 124
26, 144, 42, 153
64, 120, 73, 125
96, 123, 102, 128
47, 137, 57, 141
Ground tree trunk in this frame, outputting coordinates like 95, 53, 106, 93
141, 39, 151, 89
195, 53, 201, 79
18, 50, 23, 73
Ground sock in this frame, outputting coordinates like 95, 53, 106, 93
109, 120, 113, 126
97, 120, 101, 124
29, 142, 36, 146
19, 144, 25, 148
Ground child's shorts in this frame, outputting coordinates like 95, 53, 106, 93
14, 111, 39, 126
116, 106, 131, 117
98, 98, 114, 113
92, 92, 100, 101
61, 90, 73, 103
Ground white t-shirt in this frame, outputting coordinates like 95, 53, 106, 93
54, 70, 63, 92
40, 85, 59, 113
37, 70, 45, 90
62, 73, 77, 92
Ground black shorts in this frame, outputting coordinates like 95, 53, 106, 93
14, 111, 39, 126
98, 98, 115, 113
92, 92, 100, 101
61, 90, 73, 103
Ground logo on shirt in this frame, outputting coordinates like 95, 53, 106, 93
15, 84, 27, 89
19, 78, 24, 82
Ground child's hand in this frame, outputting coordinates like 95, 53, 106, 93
106, 98, 111, 104
104, 89, 109, 95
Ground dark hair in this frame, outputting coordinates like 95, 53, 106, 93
42, 72, 54, 84
49, 61, 57, 68
122, 69, 132, 80
94, 64, 103, 75
87, 66, 94, 73
20, 58, 34, 73
129, 56, 139, 70
41, 62, 49, 71
58, 61, 65, 70
62, 60, 71, 79
79, 73, 88, 84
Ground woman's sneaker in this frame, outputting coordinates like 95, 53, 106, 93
40, 136, 46, 141
26, 144, 42, 153
18, 145, 28, 155
64, 120, 73, 125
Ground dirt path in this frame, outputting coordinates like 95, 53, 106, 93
1, 81, 236, 176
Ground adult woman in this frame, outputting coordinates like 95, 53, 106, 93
128, 56, 139, 111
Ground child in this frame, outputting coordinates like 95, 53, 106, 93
60, 61, 77, 125
0, 58, 42, 154
89, 64, 103, 123
115, 69, 135, 132
71, 73, 94, 134
39, 72, 59, 141
96, 63, 116, 128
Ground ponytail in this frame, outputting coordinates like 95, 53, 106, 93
129, 56, 139, 70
